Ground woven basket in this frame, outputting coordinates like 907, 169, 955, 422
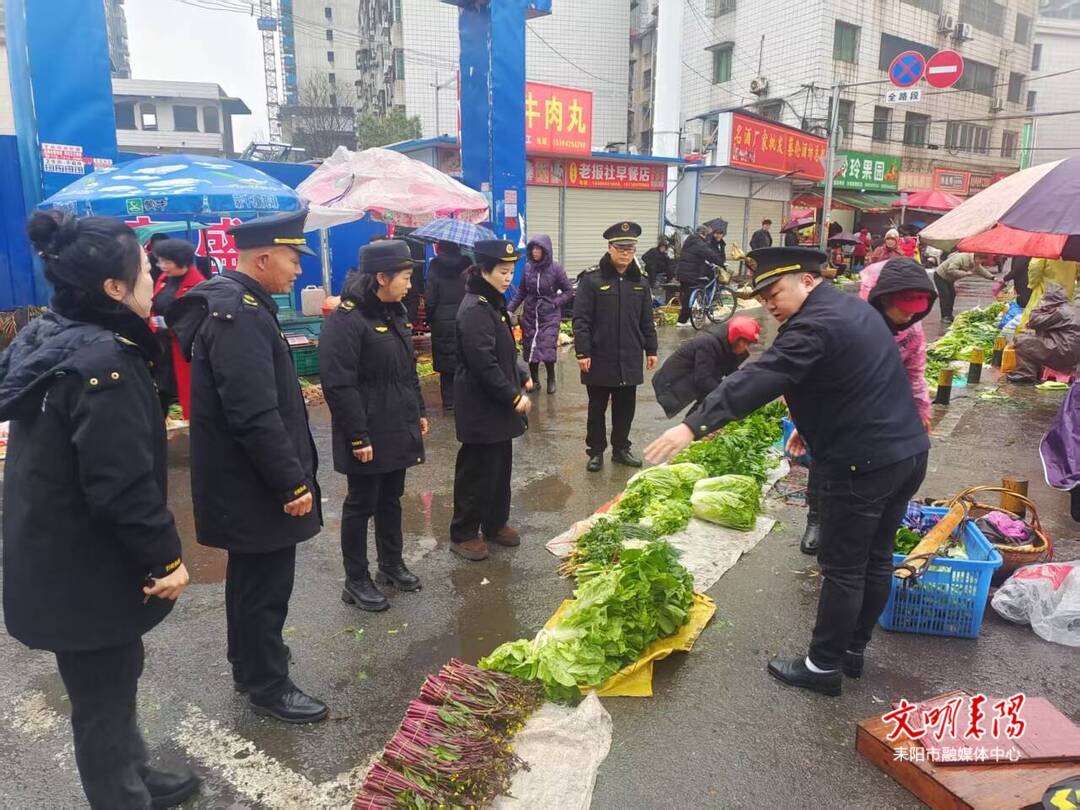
933, 486, 1053, 583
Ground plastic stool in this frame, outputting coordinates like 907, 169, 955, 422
1041, 366, 1075, 384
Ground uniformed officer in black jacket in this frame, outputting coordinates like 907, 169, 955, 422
1, 211, 199, 808
320, 240, 427, 612
450, 240, 534, 562
646, 246, 930, 697
675, 218, 727, 326
172, 210, 328, 724
651, 315, 760, 418
573, 221, 659, 472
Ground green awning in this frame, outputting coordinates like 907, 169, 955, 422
830, 190, 896, 211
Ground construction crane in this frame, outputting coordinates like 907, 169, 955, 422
256, 0, 283, 142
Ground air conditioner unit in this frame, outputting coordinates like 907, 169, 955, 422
749, 76, 769, 96
938, 13, 956, 32
990, 96, 1005, 111
954, 22, 974, 41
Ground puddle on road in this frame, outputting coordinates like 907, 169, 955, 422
515, 473, 574, 513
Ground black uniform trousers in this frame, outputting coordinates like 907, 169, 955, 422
450, 440, 513, 542
677, 281, 695, 324
586, 385, 637, 456
933, 273, 956, 320
439, 372, 455, 409
55, 639, 152, 810
341, 469, 407, 580
808, 452, 928, 670
226, 545, 296, 704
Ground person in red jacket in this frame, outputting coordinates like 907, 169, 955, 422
148, 239, 205, 418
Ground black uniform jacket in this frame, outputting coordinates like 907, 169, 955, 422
686, 282, 930, 476
171, 271, 321, 553
454, 274, 529, 445
320, 285, 426, 476
0, 307, 181, 651
572, 255, 658, 388
652, 329, 748, 418
676, 234, 726, 284
425, 256, 469, 374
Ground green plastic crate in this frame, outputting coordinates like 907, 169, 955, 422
273, 292, 295, 312
290, 344, 319, 376
280, 313, 324, 340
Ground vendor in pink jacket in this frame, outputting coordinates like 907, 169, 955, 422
859, 257, 938, 430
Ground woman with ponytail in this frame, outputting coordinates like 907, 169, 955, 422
0, 211, 198, 808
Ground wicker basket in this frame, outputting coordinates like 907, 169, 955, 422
933, 486, 1053, 583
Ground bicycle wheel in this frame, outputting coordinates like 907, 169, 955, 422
689, 289, 708, 330
706, 285, 738, 325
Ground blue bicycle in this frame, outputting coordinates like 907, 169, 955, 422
688, 265, 738, 331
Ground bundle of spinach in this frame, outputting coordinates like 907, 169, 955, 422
557, 517, 656, 577
672, 401, 786, 482
480, 541, 695, 702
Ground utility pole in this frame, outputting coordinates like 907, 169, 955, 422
431, 73, 457, 137
819, 81, 842, 252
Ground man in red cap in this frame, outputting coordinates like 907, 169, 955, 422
651, 316, 762, 418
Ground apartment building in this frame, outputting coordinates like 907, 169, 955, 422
1029, 4, 1080, 166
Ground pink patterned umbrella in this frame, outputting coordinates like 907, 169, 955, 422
297, 146, 490, 230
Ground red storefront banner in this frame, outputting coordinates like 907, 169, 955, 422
525, 81, 593, 156
527, 157, 667, 191
728, 113, 827, 181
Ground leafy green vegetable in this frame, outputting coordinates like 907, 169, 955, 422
608, 479, 657, 523
925, 302, 1006, 383
626, 463, 708, 500
481, 541, 695, 702
894, 527, 922, 555
690, 475, 761, 531
673, 401, 786, 481
643, 498, 694, 536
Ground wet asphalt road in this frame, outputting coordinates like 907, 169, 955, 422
1, 277, 1078, 809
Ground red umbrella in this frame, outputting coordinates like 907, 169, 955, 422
893, 191, 964, 212
957, 223, 1080, 260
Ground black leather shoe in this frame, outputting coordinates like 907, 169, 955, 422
586, 454, 604, 472
842, 650, 864, 679
766, 656, 842, 697
143, 765, 201, 809
250, 687, 329, 724
612, 449, 643, 468
375, 561, 421, 592
341, 577, 390, 612
799, 521, 821, 555
547, 376, 557, 395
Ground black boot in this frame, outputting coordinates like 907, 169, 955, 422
341, 575, 390, 611
546, 363, 556, 394
586, 454, 604, 472
249, 687, 329, 724
612, 449, 643, 468
800, 467, 821, 555
142, 765, 201, 809
375, 560, 422, 592
529, 362, 541, 393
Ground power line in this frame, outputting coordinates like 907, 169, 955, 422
526, 27, 624, 87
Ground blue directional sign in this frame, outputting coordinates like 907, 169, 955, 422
889, 50, 926, 88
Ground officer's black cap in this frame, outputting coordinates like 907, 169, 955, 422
227, 209, 317, 257
359, 239, 421, 275
746, 246, 828, 293
474, 239, 520, 264
603, 221, 642, 247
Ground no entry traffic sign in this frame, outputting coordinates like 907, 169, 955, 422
889, 50, 926, 88
926, 49, 965, 89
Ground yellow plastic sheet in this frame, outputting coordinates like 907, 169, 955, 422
542, 593, 717, 698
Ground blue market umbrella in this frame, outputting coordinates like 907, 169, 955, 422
408, 218, 496, 248
39, 154, 302, 218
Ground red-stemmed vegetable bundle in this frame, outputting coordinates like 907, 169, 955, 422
353, 659, 544, 810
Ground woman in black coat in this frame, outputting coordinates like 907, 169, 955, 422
450, 240, 534, 562
0, 211, 197, 809
425, 240, 470, 409
320, 240, 428, 612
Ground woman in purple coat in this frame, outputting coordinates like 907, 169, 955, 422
508, 234, 572, 394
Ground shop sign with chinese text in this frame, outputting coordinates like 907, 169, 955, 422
527, 157, 666, 191
525, 82, 592, 156
723, 113, 827, 181
933, 167, 970, 195
834, 151, 901, 192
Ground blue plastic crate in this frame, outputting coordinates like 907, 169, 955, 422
879, 507, 1003, 638
272, 292, 295, 312
280, 313, 324, 341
